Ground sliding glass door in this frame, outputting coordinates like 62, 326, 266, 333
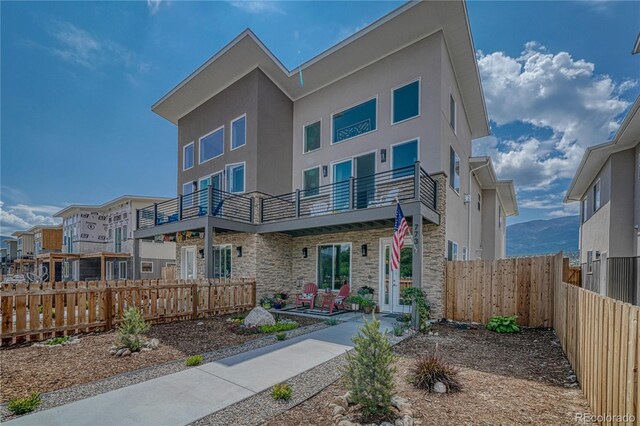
332, 160, 352, 211
317, 243, 351, 291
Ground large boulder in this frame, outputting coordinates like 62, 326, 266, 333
244, 307, 276, 327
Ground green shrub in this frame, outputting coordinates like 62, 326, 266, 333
271, 383, 292, 401
275, 332, 287, 341
344, 315, 395, 422
410, 354, 461, 393
393, 324, 405, 337
258, 320, 299, 333
185, 355, 203, 366
45, 336, 70, 346
116, 307, 151, 351
400, 288, 430, 332
324, 318, 340, 326
486, 315, 520, 333
7, 392, 42, 415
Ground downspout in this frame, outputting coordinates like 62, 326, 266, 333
468, 162, 490, 260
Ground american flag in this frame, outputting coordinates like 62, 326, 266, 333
391, 203, 409, 271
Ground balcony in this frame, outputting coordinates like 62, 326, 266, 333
135, 162, 438, 236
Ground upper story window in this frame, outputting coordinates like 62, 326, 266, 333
332, 98, 377, 144
499, 207, 503, 228
231, 115, 246, 150
200, 126, 224, 163
450, 94, 457, 133
449, 146, 460, 193
582, 198, 588, 223
304, 121, 321, 153
392, 80, 420, 124
182, 182, 194, 196
391, 139, 418, 179
183, 142, 194, 171
226, 163, 245, 194
477, 193, 481, 211
302, 167, 320, 197
593, 180, 601, 212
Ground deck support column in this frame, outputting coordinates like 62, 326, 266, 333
204, 224, 213, 279
132, 238, 140, 280
100, 255, 105, 281
410, 208, 423, 329
49, 258, 54, 284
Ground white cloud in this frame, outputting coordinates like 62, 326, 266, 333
475, 42, 635, 199
0, 201, 62, 236
228, 1, 285, 15
147, 0, 162, 15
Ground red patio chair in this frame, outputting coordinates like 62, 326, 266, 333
295, 283, 317, 309
320, 284, 350, 314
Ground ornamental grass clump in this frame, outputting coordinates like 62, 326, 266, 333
185, 355, 203, 366
271, 383, 292, 401
116, 307, 151, 351
410, 352, 462, 393
7, 392, 42, 415
487, 315, 520, 333
344, 315, 396, 422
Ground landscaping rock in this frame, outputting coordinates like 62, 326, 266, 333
333, 395, 349, 409
344, 391, 354, 404
391, 396, 410, 409
332, 405, 346, 417
243, 307, 276, 327
337, 420, 358, 426
141, 347, 152, 352
121, 349, 132, 357
115, 348, 126, 357
197, 322, 204, 326
433, 382, 446, 393
147, 338, 160, 349
395, 416, 414, 426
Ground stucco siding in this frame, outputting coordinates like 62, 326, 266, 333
580, 201, 611, 263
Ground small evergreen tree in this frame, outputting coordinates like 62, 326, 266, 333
344, 315, 396, 422
116, 307, 151, 351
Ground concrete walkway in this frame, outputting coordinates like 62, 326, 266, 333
7, 313, 395, 426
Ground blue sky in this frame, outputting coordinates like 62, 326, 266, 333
1, 0, 639, 235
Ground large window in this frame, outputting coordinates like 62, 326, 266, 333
212, 244, 232, 278
391, 139, 418, 178
199, 127, 224, 163
226, 163, 245, 194
593, 180, 601, 212
304, 121, 321, 153
183, 142, 194, 170
118, 261, 127, 279
303, 167, 320, 197
231, 115, 246, 150
447, 240, 458, 261
332, 98, 377, 143
317, 244, 351, 291
392, 80, 419, 124
449, 146, 460, 192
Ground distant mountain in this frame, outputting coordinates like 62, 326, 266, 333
506, 215, 580, 257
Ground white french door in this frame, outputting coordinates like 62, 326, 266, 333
181, 246, 197, 280
379, 237, 412, 313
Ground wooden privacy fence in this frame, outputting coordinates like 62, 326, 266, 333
554, 281, 639, 423
0, 278, 256, 346
563, 257, 582, 287
445, 253, 562, 327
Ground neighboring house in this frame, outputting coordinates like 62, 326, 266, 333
3, 238, 17, 271
28, 225, 63, 256
53, 195, 176, 281
565, 95, 640, 304
133, 1, 518, 318
11, 230, 35, 274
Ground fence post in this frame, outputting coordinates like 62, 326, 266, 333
413, 161, 421, 202
192, 284, 198, 320
178, 195, 184, 220
295, 189, 301, 218
104, 287, 113, 331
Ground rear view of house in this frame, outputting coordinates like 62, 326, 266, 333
133, 0, 517, 318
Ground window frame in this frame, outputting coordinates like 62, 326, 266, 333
449, 146, 461, 193
315, 242, 352, 292
118, 260, 128, 280
593, 179, 601, 212
449, 92, 457, 134
391, 78, 421, 125
303, 119, 322, 154
140, 261, 154, 273
462, 247, 468, 261
330, 96, 378, 145
582, 198, 588, 223
390, 138, 420, 180
447, 240, 458, 261
230, 114, 247, 151
212, 244, 232, 278
199, 125, 225, 164
587, 250, 594, 274
225, 161, 246, 194
183, 142, 194, 171
302, 165, 322, 198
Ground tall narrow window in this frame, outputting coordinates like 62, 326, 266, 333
231, 115, 246, 150
183, 143, 194, 170
226, 163, 245, 194
391, 139, 418, 178
118, 261, 128, 279
477, 193, 481, 211
332, 98, 377, 143
199, 127, 224, 163
303, 167, 320, 197
317, 244, 351, 291
593, 180, 601, 211
304, 121, 321, 153
450, 94, 456, 132
447, 240, 458, 261
449, 146, 460, 192
462, 247, 468, 261
582, 198, 588, 223
114, 227, 122, 253
212, 244, 232, 278
392, 80, 419, 123
587, 250, 594, 273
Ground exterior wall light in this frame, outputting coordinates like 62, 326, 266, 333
381, 149, 387, 163
236, 246, 243, 257
361, 244, 368, 257
302, 247, 308, 258
322, 166, 328, 177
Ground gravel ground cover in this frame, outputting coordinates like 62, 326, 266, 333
0, 313, 321, 414
267, 322, 591, 425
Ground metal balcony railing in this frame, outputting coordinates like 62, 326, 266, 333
136, 187, 254, 229
260, 161, 437, 223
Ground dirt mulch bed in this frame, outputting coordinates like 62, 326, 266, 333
267, 323, 591, 425
1, 313, 319, 403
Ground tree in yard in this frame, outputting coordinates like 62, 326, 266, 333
344, 315, 396, 422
